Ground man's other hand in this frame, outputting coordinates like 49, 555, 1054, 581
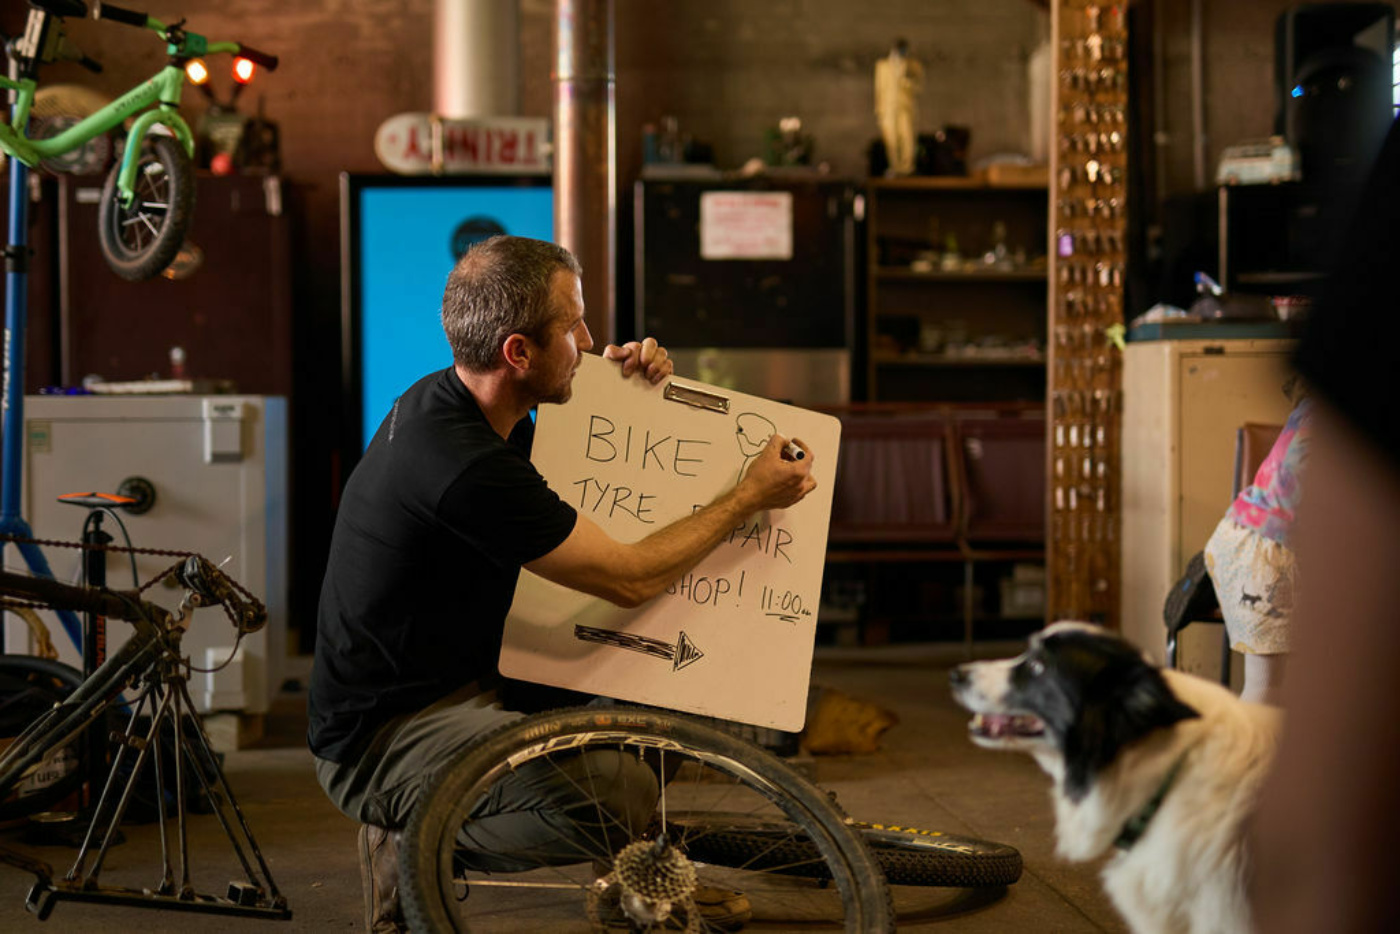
740, 435, 817, 512
603, 337, 672, 384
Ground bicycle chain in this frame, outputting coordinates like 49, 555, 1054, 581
0, 532, 265, 630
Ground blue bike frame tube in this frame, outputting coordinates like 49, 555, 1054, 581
3, 161, 27, 525
1, 130, 84, 653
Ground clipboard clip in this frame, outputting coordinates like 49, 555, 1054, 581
663, 381, 731, 414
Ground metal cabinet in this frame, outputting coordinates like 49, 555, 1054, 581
634, 175, 856, 406
58, 174, 292, 395
1120, 338, 1296, 677
5, 395, 287, 714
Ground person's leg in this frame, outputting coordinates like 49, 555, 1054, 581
1239, 653, 1287, 705
316, 686, 520, 933
317, 685, 658, 870
315, 685, 520, 828
456, 745, 660, 873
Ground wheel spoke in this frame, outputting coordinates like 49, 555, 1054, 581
113, 211, 157, 251
463, 879, 588, 891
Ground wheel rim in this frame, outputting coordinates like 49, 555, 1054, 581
0, 662, 84, 820
111, 154, 173, 257
406, 720, 887, 932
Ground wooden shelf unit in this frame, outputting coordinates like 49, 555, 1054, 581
864, 177, 1049, 403
871, 350, 1046, 367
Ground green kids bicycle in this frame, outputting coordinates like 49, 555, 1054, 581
1, 0, 278, 280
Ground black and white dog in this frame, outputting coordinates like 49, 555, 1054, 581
950, 621, 1280, 934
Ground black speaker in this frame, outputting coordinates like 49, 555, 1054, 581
1275, 3, 1395, 187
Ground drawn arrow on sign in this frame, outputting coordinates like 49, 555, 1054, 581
573, 624, 705, 671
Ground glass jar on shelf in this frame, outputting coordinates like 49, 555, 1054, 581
984, 220, 1012, 269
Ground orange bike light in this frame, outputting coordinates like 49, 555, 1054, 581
232, 57, 256, 84
185, 58, 210, 85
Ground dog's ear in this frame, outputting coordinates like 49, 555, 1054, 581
1063, 664, 1198, 801
1120, 668, 1199, 735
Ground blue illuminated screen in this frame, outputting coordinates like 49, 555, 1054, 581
357, 183, 553, 447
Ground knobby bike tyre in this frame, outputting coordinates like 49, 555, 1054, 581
670, 814, 1023, 887
96, 134, 195, 281
0, 656, 85, 823
399, 705, 895, 933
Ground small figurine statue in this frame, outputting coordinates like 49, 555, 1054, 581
874, 38, 923, 176
763, 115, 814, 166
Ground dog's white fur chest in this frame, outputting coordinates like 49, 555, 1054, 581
1046, 672, 1280, 934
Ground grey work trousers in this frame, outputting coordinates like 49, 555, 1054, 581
314, 685, 659, 872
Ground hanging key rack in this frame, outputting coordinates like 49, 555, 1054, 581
1047, 0, 1129, 626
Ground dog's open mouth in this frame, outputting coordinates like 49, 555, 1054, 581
969, 713, 1045, 739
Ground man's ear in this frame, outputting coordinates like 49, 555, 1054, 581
502, 333, 531, 372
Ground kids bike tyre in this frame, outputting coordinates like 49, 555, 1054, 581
670, 814, 1024, 887
96, 134, 195, 281
399, 705, 895, 933
0, 656, 85, 823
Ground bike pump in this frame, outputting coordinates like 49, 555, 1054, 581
59, 493, 138, 811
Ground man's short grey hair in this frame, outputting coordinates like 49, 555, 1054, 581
441, 236, 582, 372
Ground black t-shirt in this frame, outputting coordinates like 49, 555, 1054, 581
1294, 116, 1400, 470
308, 368, 577, 762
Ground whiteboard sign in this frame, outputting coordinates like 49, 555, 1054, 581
500, 354, 841, 731
699, 191, 794, 260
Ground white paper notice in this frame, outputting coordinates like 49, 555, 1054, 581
699, 191, 794, 260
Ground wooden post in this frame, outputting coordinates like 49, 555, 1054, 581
1046, 0, 1129, 628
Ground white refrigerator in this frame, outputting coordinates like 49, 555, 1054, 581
6, 395, 287, 715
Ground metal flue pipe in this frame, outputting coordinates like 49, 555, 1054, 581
434, 0, 521, 119
554, 0, 616, 344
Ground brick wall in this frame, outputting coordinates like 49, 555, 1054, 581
3, 0, 1336, 359
1, 0, 1340, 645
610, 0, 1046, 180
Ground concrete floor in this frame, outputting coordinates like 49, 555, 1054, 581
0, 641, 1128, 933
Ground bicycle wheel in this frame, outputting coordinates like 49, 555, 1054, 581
96, 134, 195, 281
0, 656, 85, 823
670, 815, 1023, 888
399, 706, 894, 933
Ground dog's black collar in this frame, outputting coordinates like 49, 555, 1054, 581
1113, 750, 1191, 850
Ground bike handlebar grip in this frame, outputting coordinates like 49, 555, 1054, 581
236, 44, 279, 71
92, 2, 149, 27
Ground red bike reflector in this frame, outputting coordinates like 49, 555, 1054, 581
185, 58, 210, 85
232, 57, 256, 84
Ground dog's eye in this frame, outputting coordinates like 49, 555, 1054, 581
1026, 657, 1045, 677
